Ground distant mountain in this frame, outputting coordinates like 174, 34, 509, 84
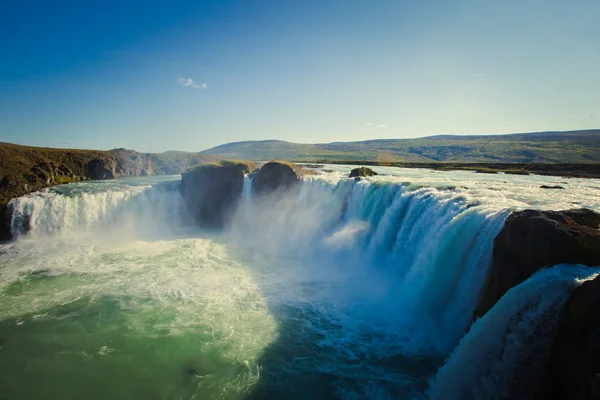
202, 129, 600, 163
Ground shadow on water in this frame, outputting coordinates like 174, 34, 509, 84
0, 256, 445, 400
243, 304, 342, 400
241, 293, 445, 399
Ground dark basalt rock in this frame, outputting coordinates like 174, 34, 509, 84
349, 167, 378, 178
0, 203, 11, 242
540, 185, 565, 190
302, 164, 324, 169
179, 161, 254, 228
474, 209, 600, 320
87, 158, 117, 180
539, 275, 600, 400
252, 161, 299, 195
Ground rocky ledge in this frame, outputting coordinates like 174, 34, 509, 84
473, 208, 600, 399
0, 142, 218, 241
474, 208, 600, 320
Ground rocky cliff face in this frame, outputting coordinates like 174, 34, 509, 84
179, 161, 254, 228
470, 208, 600, 399
0, 143, 218, 241
474, 209, 600, 319
539, 275, 600, 400
0, 204, 10, 242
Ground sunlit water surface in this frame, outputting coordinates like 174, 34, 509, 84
0, 166, 598, 399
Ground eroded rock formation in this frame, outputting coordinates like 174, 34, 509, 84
179, 161, 254, 228
252, 161, 299, 195
349, 167, 378, 178
474, 209, 600, 319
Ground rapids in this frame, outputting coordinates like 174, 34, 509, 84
0, 166, 599, 399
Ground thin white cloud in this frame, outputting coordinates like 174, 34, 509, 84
377, 124, 387, 128
177, 77, 207, 89
364, 122, 373, 126
177, 77, 194, 87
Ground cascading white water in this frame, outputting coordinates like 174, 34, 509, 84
229, 176, 508, 354
2, 169, 599, 399
429, 264, 600, 400
8, 179, 186, 238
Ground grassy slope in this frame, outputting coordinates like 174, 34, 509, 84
202, 130, 600, 163
0, 143, 217, 207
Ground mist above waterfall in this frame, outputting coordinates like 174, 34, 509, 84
1, 167, 599, 399
228, 175, 508, 354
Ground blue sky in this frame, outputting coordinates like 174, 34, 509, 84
1, 0, 599, 152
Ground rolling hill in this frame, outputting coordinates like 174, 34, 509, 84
202, 129, 600, 163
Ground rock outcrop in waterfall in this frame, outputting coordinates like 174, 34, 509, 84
252, 161, 299, 195
474, 208, 600, 319
462, 208, 600, 399
349, 167, 378, 178
179, 161, 254, 228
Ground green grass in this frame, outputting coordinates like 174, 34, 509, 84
186, 160, 256, 174
0, 143, 219, 207
201, 130, 600, 163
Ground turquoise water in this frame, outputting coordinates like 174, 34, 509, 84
1, 169, 599, 399
0, 235, 276, 399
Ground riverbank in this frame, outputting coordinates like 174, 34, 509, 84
302, 161, 600, 179
0, 143, 219, 240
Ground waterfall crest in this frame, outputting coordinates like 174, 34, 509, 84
8, 180, 185, 238
230, 176, 508, 352
8, 175, 507, 352
7, 173, 595, 398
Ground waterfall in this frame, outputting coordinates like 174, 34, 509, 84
7, 175, 508, 354
6, 172, 594, 398
229, 177, 508, 352
429, 264, 600, 400
8, 180, 186, 238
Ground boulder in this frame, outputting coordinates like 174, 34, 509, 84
252, 161, 299, 195
179, 161, 253, 227
349, 167, 378, 178
474, 209, 600, 319
539, 275, 600, 400
540, 185, 565, 190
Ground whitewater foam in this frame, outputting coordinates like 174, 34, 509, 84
8, 178, 186, 239
429, 264, 600, 400
1, 167, 599, 399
